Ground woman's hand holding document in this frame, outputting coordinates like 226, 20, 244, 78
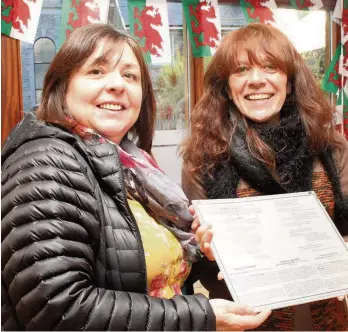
190, 206, 272, 330
192, 192, 348, 311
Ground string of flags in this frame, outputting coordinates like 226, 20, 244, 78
0, 0, 329, 56
1, 0, 347, 137
321, 0, 348, 139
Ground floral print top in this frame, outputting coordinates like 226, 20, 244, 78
128, 199, 191, 299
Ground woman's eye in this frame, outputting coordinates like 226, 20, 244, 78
236, 66, 249, 73
88, 68, 103, 75
263, 64, 277, 72
123, 72, 137, 80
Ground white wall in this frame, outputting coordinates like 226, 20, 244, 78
152, 146, 183, 186
152, 129, 187, 187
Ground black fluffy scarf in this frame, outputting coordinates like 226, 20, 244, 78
204, 104, 348, 235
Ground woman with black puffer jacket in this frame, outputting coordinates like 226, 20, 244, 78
1, 24, 271, 331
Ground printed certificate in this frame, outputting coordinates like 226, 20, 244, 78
193, 192, 348, 310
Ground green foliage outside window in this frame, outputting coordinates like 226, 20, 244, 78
155, 48, 186, 130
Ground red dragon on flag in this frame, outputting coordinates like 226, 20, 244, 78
65, 0, 101, 38
343, 8, 348, 75
1, 0, 36, 33
328, 61, 347, 89
189, 0, 219, 49
134, 6, 163, 57
245, 0, 275, 23
294, 0, 317, 10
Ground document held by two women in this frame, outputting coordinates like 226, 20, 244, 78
193, 192, 348, 310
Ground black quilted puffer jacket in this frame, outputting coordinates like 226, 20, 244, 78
1, 113, 216, 331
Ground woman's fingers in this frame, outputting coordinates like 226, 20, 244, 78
191, 218, 200, 231
337, 295, 345, 301
189, 205, 215, 259
227, 309, 272, 330
224, 301, 256, 315
188, 205, 195, 216
217, 271, 224, 280
201, 226, 213, 247
195, 224, 210, 243
210, 299, 271, 331
203, 241, 215, 261
189, 206, 201, 230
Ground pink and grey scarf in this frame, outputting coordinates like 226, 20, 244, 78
118, 138, 199, 261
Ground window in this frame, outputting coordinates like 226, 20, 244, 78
151, 27, 187, 130
34, 38, 56, 104
111, 0, 189, 131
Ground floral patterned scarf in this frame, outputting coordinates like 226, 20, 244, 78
117, 138, 200, 261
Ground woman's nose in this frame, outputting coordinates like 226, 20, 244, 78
248, 67, 266, 86
105, 72, 125, 92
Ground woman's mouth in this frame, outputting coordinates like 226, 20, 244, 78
245, 93, 273, 101
97, 103, 125, 111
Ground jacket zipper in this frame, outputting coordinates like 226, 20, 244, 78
113, 144, 148, 294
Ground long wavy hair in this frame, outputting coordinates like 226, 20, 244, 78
181, 23, 334, 184
37, 24, 156, 153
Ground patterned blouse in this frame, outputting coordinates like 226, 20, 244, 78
128, 199, 191, 299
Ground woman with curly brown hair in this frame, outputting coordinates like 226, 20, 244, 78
181, 23, 348, 330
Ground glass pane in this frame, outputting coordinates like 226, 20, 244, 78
275, 9, 327, 85
34, 38, 56, 63
151, 28, 186, 130
112, 1, 188, 131
35, 63, 50, 90
20, 1, 61, 112
36, 90, 43, 104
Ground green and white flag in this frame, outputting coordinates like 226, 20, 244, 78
239, 0, 277, 24
289, 0, 323, 11
59, 0, 110, 48
182, 0, 221, 58
1, 0, 43, 43
343, 90, 348, 139
322, 44, 343, 94
128, 0, 171, 64
323, 0, 348, 139
335, 89, 348, 139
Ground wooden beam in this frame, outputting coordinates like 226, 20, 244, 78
193, 57, 204, 105
1, 34, 23, 147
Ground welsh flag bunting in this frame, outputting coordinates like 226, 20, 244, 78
59, 0, 110, 48
322, 44, 344, 94
336, 90, 348, 139
289, 0, 323, 11
322, 0, 348, 139
128, 0, 171, 65
344, 91, 348, 140
182, 0, 221, 58
1, 0, 43, 43
239, 0, 277, 24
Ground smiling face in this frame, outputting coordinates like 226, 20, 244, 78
227, 50, 289, 124
65, 40, 142, 144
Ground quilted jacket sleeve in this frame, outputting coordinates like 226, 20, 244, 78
1, 138, 215, 331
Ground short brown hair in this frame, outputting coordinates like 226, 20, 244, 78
37, 24, 156, 152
